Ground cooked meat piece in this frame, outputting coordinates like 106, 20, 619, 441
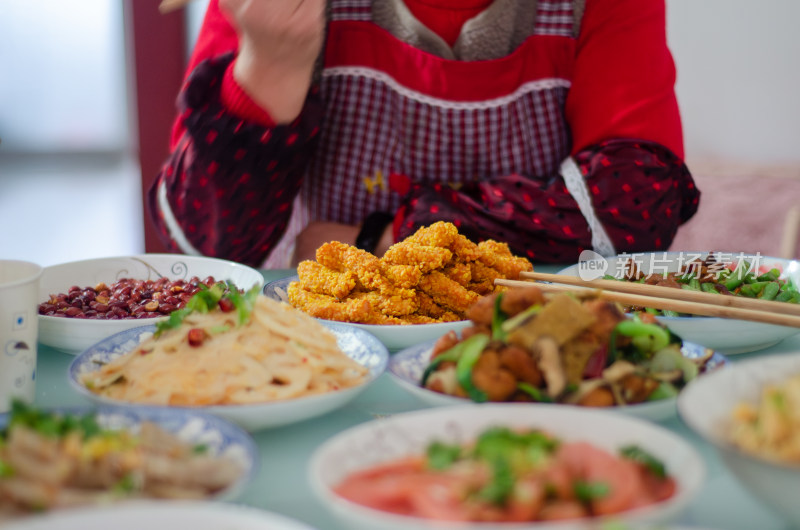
471, 350, 518, 402
498, 344, 543, 387
499, 287, 546, 317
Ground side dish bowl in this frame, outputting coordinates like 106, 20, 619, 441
388, 339, 727, 422
558, 252, 800, 354
68, 321, 389, 432
678, 352, 800, 526
38, 254, 265, 354
309, 404, 705, 530
264, 275, 470, 352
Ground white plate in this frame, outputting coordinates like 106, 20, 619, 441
38, 254, 265, 354
4, 501, 316, 530
0, 405, 258, 503
558, 252, 800, 354
263, 276, 471, 352
678, 352, 800, 526
309, 403, 705, 530
68, 320, 389, 432
388, 339, 727, 422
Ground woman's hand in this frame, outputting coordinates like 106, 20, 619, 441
220, 0, 326, 123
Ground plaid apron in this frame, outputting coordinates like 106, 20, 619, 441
264, 0, 576, 267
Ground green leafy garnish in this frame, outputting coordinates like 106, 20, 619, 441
620, 445, 666, 479
112, 473, 138, 494
426, 441, 461, 470
154, 281, 255, 337
477, 456, 514, 505
574, 480, 610, 503
491, 293, 509, 341
5, 400, 101, 440
0, 459, 14, 478
192, 443, 209, 454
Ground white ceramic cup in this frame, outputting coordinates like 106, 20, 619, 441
0, 260, 43, 413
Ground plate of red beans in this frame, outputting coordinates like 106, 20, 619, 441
37, 254, 264, 354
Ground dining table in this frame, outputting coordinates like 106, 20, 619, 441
33, 266, 798, 530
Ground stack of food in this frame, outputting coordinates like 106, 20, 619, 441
287, 221, 533, 325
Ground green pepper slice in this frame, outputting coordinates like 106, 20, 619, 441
455, 335, 492, 402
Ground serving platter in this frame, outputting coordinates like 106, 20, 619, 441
68, 320, 389, 432
388, 339, 728, 422
264, 275, 470, 352
558, 252, 800, 354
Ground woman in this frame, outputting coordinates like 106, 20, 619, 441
148, 0, 699, 267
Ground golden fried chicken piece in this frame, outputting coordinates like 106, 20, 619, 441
416, 292, 448, 319
315, 241, 350, 272
404, 221, 459, 248
297, 260, 356, 299
350, 289, 418, 317
470, 261, 503, 283
449, 234, 481, 262
287, 282, 372, 322
477, 240, 533, 279
334, 243, 394, 292
382, 244, 453, 272
381, 263, 423, 289
418, 271, 479, 316
442, 262, 472, 287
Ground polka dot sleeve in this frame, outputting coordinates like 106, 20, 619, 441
392, 139, 700, 263
147, 53, 323, 267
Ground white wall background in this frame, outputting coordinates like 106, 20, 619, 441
667, 0, 800, 169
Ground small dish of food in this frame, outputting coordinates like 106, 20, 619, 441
38, 254, 264, 354
558, 252, 800, 354
68, 286, 388, 431
389, 286, 726, 421
264, 221, 532, 351
0, 401, 256, 521
678, 352, 800, 526
3, 501, 316, 530
309, 404, 705, 529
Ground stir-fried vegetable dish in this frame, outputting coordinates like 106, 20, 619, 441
609, 254, 799, 317
335, 426, 675, 521
422, 287, 715, 406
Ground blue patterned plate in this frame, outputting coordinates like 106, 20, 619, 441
0, 405, 257, 502
69, 320, 388, 432
388, 339, 728, 422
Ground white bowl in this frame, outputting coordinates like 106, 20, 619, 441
309, 404, 705, 530
678, 352, 800, 526
388, 340, 727, 422
558, 252, 800, 354
3, 500, 316, 530
264, 276, 471, 352
0, 405, 258, 503
38, 254, 265, 354
68, 320, 389, 432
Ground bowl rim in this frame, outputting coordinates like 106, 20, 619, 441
67, 321, 389, 412
0, 403, 259, 500
308, 402, 706, 528
677, 352, 800, 473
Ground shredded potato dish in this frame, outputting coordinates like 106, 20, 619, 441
730, 374, 800, 464
0, 403, 242, 519
81, 286, 369, 406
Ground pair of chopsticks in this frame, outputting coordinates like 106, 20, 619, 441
494, 271, 800, 328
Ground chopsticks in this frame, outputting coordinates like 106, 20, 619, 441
494, 273, 800, 328
159, 0, 192, 14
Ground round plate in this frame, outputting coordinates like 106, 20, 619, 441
558, 252, 800, 355
263, 276, 471, 352
38, 254, 265, 354
388, 339, 728, 422
3, 501, 316, 530
68, 320, 388, 432
309, 404, 706, 530
0, 405, 258, 503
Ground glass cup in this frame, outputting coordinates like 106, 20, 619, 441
0, 260, 43, 413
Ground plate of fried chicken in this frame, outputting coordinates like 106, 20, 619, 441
264, 222, 534, 351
